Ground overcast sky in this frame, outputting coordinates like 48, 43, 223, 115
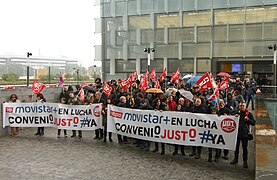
0, 0, 101, 68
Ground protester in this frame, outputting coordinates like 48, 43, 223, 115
68, 91, 82, 138
35, 93, 46, 136
230, 102, 255, 168
9, 94, 20, 136
208, 107, 220, 162
57, 97, 67, 138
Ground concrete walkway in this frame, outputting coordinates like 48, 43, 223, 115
0, 128, 255, 180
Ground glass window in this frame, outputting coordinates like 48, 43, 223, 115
263, 41, 277, 56
104, 59, 110, 73
183, 0, 195, 11
141, 59, 164, 73
128, 0, 137, 15
154, 0, 164, 13
198, 27, 211, 42
182, 44, 196, 57
102, 3, 111, 17
128, 46, 143, 58
115, 1, 125, 16
156, 44, 179, 58
214, 25, 227, 41
183, 11, 211, 27
141, 30, 154, 44
197, 59, 211, 73
229, 0, 245, 8
245, 42, 263, 57
169, 28, 194, 43
196, 43, 210, 57
213, 0, 228, 9
168, 0, 182, 12
129, 15, 151, 30
246, 7, 277, 23
229, 25, 244, 41
246, 0, 263, 6
264, 22, 277, 40
197, 0, 211, 10
106, 17, 123, 31
116, 59, 136, 73
156, 14, 179, 28
226, 42, 244, 57
215, 9, 245, 25
245, 24, 262, 40
141, 0, 153, 14
116, 31, 128, 46
214, 42, 226, 57
155, 29, 164, 43
128, 31, 137, 45
264, 0, 277, 5
168, 59, 194, 74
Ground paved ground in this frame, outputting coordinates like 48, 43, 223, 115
0, 128, 254, 180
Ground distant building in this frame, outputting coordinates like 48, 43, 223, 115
95, 0, 277, 84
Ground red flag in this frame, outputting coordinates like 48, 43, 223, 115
155, 78, 161, 89
119, 79, 128, 91
209, 73, 217, 89
79, 88, 85, 103
208, 82, 220, 102
32, 79, 45, 95
149, 68, 156, 81
171, 68, 180, 83
131, 70, 137, 82
145, 70, 150, 79
139, 75, 148, 92
103, 82, 112, 97
160, 68, 167, 82
219, 78, 229, 90
195, 72, 213, 93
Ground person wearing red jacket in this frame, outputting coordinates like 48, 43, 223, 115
167, 95, 177, 111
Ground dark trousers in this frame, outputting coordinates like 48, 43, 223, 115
58, 129, 67, 135
192, 146, 202, 155
154, 142, 165, 152
174, 145, 185, 154
218, 149, 229, 157
104, 125, 112, 140
95, 129, 104, 138
208, 148, 220, 158
117, 134, 127, 142
246, 95, 255, 110
234, 137, 249, 161
37, 127, 44, 134
72, 130, 82, 136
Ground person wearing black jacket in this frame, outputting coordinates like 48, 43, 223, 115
152, 98, 166, 155
190, 98, 206, 159
230, 102, 255, 168
172, 98, 187, 156
218, 100, 231, 160
117, 96, 128, 143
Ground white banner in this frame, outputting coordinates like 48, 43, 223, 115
2, 102, 102, 130
107, 105, 239, 150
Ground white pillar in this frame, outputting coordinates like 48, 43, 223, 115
136, 58, 141, 75
110, 58, 115, 75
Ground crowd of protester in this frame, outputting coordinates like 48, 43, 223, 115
9, 75, 257, 168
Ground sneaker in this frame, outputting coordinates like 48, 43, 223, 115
78, 135, 82, 139
223, 155, 228, 160
39, 133, 44, 136
93, 136, 99, 140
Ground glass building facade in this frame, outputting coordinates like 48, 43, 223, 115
95, 0, 277, 84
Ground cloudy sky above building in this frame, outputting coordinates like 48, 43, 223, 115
0, 0, 101, 68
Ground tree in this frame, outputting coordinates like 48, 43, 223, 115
2, 73, 19, 81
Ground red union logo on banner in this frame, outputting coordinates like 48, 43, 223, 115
93, 105, 100, 117
110, 110, 123, 119
221, 118, 236, 133
6, 107, 13, 113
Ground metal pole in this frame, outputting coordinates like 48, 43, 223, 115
147, 52, 150, 72
48, 66, 51, 83
27, 65, 29, 86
